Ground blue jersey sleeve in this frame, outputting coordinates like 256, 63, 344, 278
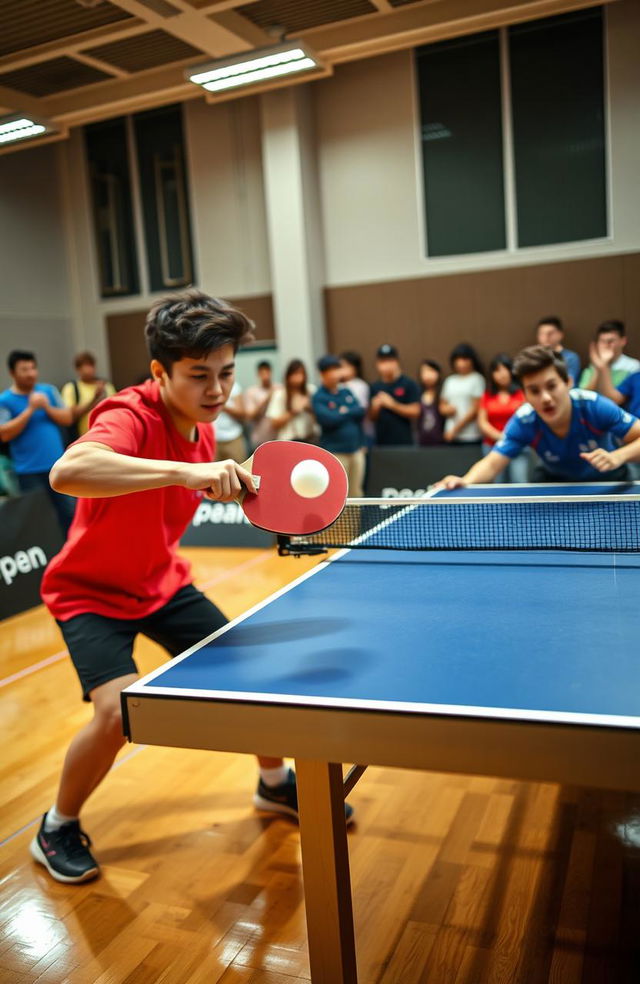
590, 392, 637, 438
617, 372, 639, 401
493, 406, 534, 459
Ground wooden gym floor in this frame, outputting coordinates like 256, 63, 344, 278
1, 546, 639, 983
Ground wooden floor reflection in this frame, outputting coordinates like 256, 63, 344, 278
1, 546, 639, 983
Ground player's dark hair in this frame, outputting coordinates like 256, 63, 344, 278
596, 319, 625, 338
340, 351, 365, 381
449, 343, 483, 375
8, 350, 36, 372
513, 345, 569, 384
488, 353, 519, 395
145, 288, 255, 374
419, 359, 442, 394
537, 315, 563, 333
73, 350, 96, 369
284, 358, 308, 412
257, 360, 272, 372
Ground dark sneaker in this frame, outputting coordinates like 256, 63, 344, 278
30, 814, 99, 883
254, 768, 354, 825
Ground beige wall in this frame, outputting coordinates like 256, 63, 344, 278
0, 145, 74, 389
184, 96, 271, 298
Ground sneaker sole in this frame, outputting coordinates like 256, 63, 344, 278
30, 836, 99, 884
253, 794, 355, 826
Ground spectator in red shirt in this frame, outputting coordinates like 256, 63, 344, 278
32, 289, 353, 887
478, 354, 529, 483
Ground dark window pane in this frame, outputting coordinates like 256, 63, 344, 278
417, 32, 506, 256
85, 118, 139, 297
510, 8, 606, 247
133, 104, 195, 291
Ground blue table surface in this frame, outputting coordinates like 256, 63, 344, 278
139, 485, 640, 723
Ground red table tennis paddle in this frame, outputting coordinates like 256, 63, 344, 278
237, 441, 348, 535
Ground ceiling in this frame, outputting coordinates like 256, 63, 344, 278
0, 0, 606, 151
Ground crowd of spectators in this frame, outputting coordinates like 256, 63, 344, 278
2, 316, 638, 520
209, 315, 639, 492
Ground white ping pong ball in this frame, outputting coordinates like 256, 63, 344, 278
290, 459, 330, 498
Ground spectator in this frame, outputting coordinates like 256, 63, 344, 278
579, 320, 640, 389
61, 352, 115, 440
536, 316, 580, 385
478, 354, 528, 483
340, 350, 373, 445
417, 360, 445, 447
243, 360, 277, 451
438, 345, 640, 488
312, 355, 366, 496
369, 344, 420, 446
266, 359, 317, 442
589, 342, 640, 418
0, 350, 76, 534
440, 343, 485, 444
214, 380, 247, 462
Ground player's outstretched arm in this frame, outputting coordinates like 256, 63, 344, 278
436, 450, 511, 490
50, 442, 255, 500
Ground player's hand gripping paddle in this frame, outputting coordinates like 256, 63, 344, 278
237, 440, 348, 535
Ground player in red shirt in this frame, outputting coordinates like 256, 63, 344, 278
32, 289, 352, 885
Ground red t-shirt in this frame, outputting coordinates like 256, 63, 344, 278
480, 390, 525, 446
41, 380, 215, 621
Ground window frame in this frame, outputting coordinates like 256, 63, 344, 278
414, 7, 611, 264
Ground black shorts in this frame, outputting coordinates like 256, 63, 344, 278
57, 584, 227, 700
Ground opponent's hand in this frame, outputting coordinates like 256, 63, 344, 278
181, 460, 256, 501
580, 448, 620, 472
434, 474, 467, 490
29, 391, 49, 409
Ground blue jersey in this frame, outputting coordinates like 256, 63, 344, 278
0, 383, 65, 474
617, 372, 640, 418
495, 389, 637, 480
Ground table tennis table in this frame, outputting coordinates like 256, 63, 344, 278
122, 482, 640, 984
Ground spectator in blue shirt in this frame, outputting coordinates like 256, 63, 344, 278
312, 354, 366, 495
0, 350, 76, 533
537, 316, 581, 386
438, 345, 640, 488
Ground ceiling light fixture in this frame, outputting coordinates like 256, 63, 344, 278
0, 117, 51, 145
186, 41, 326, 96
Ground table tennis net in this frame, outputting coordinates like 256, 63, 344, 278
278, 495, 640, 554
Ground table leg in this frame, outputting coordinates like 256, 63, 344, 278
295, 759, 358, 984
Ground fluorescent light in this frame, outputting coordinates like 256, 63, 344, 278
0, 116, 49, 145
187, 41, 323, 95
203, 57, 316, 93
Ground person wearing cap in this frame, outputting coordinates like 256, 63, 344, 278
312, 355, 366, 495
369, 345, 421, 446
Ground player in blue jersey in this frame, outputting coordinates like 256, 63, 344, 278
438, 345, 640, 488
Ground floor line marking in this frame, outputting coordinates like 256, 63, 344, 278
0, 745, 148, 850
0, 649, 68, 690
0, 552, 274, 689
